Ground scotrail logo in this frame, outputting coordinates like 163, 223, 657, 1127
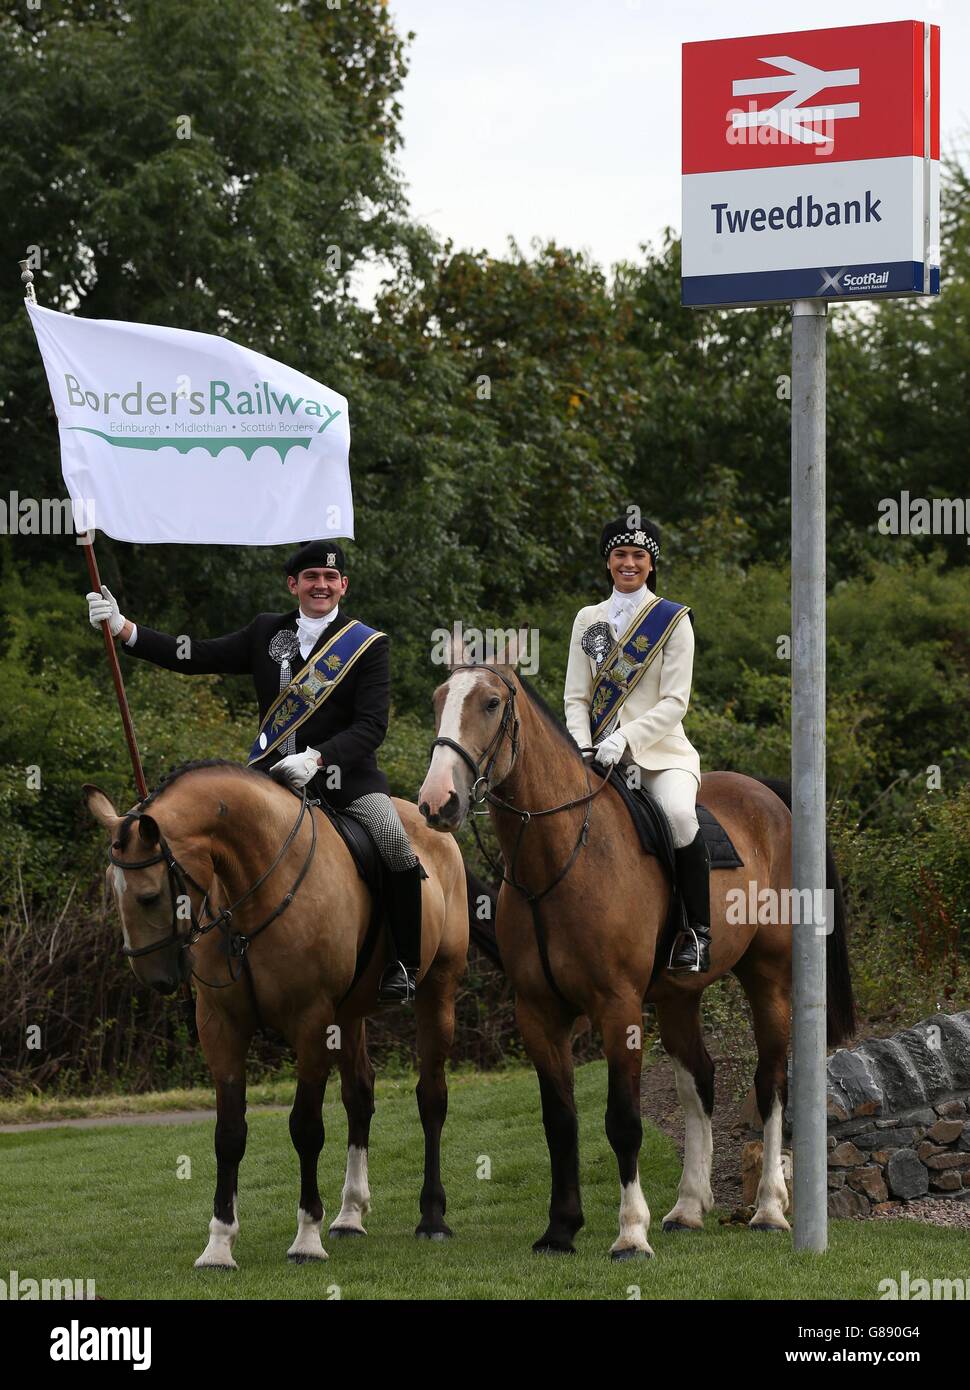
818, 267, 890, 294
63, 373, 342, 464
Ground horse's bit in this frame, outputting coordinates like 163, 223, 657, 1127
109, 788, 317, 988
429, 664, 614, 908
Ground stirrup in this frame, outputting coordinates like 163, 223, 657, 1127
377, 960, 417, 1005
667, 927, 710, 974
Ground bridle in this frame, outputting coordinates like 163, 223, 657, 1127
429, 664, 614, 908
109, 788, 317, 988
430, 664, 521, 805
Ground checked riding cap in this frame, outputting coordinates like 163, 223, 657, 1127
285, 539, 347, 577
600, 514, 661, 593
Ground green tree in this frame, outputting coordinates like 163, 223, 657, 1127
0, 0, 427, 622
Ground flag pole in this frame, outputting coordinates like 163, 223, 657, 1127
78, 532, 149, 802
20, 259, 149, 803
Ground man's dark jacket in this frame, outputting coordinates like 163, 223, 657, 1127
125, 609, 391, 808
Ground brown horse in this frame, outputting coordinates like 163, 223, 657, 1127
418, 665, 855, 1259
84, 759, 468, 1267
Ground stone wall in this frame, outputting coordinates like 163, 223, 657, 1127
822, 1011, 970, 1216
740, 1011, 970, 1217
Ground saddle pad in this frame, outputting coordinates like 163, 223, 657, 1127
607, 775, 744, 871
603, 774, 744, 984
697, 803, 744, 871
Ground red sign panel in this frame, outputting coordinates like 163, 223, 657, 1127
683, 20, 939, 175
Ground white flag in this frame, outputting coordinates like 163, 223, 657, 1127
27, 303, 353, 545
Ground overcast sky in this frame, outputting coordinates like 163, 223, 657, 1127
382, 0, 969, 278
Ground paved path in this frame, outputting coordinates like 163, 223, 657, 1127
0, 1105, 289, 1134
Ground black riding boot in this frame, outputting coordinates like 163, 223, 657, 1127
377, 861, 425, 1005
668, 830, 712, 973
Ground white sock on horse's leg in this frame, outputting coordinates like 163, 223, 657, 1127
330, 1145, 371, 1234
663, 1059, 714, 1229
610, 1170, 653, 1257
287, 1205, 328, 1261
194, 1197, 240, 1269
750, 1092, 790, 1230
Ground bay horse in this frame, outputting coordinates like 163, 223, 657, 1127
84, 759, 468, 1267
418, 665, 855, 1259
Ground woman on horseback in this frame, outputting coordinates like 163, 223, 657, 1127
563, 512, 711, 972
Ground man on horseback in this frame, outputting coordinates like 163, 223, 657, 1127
86, 539, 422, 1004
563, 513, 711, 973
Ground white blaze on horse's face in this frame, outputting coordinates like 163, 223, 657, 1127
420, 668, 513, 831
420, 670, 480, 830
107, 865, 133, 952
110, 850, 182, 994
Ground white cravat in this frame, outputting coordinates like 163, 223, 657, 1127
607, 584, 648, 640
296, 605, 340, 659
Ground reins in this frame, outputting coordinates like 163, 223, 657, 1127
109, 787, 317, 992
430, 665, 615, 1007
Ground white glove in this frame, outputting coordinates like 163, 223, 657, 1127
594, 729, 627, 768
86, 584, 126, 637
269, 747, 321, 790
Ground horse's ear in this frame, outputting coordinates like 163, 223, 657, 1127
137, 814, 161, 847
502, 631, 522, 669
439, 629, 473, 670
82, 784, 119, 830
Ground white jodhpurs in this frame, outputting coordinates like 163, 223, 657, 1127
636, 768, 700, 849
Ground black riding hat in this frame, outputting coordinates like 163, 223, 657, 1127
285, 539, 347, 578
600, 515, 661, 593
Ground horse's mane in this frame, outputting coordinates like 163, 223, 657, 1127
117, 759, 272, 849
516, 674, 583, 761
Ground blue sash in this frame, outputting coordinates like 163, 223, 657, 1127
589, 597, 689, 741
248, 619, 385, 765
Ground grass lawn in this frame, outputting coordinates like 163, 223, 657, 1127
1, 1060, 964, 1301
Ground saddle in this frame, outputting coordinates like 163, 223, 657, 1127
324, 798, 506, 977
308, 795, 388, 1001
319, 800, 385, 889
607, 773, 743, 978
607, 775, 743, 875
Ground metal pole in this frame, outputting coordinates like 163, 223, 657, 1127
790, 298, 828, 1252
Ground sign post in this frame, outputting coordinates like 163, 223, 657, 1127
790, 297, 827, 1251
682, 20, 940, 1250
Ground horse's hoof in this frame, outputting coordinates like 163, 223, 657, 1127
328, 1226, 366, 1238
286, 1251, 328, 1264
194, 1259, 237, 1271
662, 1220, 701, 1234
610, 1246, 654, 1262
415, 1226, 453, 1241
748, 1222, 787, 1233
532, 1241, 576, 1256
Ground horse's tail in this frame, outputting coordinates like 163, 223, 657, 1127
462, 862, 503, 969
753, 777, 857, 1047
